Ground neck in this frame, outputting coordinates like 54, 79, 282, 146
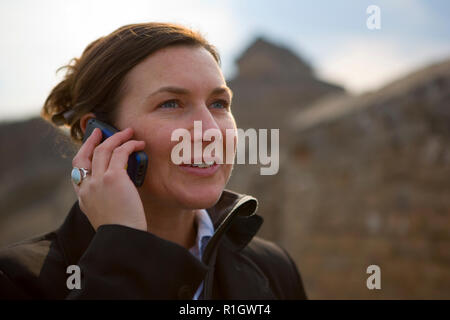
138, 190, 197, 250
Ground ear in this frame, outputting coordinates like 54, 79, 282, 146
79, 113, 96, 134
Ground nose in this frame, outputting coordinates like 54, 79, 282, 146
186, 104, 223, 163
188, 104, 221, 142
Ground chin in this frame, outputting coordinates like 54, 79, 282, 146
174, 184, 224, 209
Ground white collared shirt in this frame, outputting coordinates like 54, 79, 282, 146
188, 209, 214, 300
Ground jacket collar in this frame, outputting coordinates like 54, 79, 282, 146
204, 189, 263, 262
56, 189, 263, 267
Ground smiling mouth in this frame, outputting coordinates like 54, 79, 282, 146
178, 161, 220, 176
178, 157, 220, 168
190, 163, 213, 168
180, 162, 215, 168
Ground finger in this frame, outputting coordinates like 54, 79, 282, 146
91, 127, 134, 176
71, 128, 102, 192
72, 128, 102, 169
108, 140, 146, 171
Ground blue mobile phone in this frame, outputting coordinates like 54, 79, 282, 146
82, 118, 148, 187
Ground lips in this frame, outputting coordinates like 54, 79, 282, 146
178, 156, 220, 165
188, 163, 214, 168
178, 162, 220, 176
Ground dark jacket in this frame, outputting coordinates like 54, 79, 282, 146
0, 189, 307, 299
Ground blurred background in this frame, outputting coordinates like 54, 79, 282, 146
0, 0, 449, 299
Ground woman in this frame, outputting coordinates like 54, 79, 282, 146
0, 22, 307, 299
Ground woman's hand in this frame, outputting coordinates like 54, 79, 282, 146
71, 127, 148, 232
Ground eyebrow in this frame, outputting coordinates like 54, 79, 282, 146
145, 85, 233, 101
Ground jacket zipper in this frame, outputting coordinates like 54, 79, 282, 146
201, 195, 258, 299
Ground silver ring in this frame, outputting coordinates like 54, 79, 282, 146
71, 167, 90, 185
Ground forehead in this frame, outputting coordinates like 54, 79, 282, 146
123, 45, 225, 94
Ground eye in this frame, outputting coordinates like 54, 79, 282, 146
159, 99, 180, 109
210, 100, 229, 110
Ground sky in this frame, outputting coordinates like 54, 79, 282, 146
0, 0, 449, 121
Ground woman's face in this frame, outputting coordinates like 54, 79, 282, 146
115, 45, 236, 210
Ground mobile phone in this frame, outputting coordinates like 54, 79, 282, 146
82, 118, 148, 187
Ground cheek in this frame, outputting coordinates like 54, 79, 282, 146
220, 116, 238, 157
140, 123, 175, 164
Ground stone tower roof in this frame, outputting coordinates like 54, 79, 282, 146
236, 37, 313, 80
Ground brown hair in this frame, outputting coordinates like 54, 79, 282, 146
41, 22, 220, 144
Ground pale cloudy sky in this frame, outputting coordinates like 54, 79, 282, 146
0, 0, 449, 120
